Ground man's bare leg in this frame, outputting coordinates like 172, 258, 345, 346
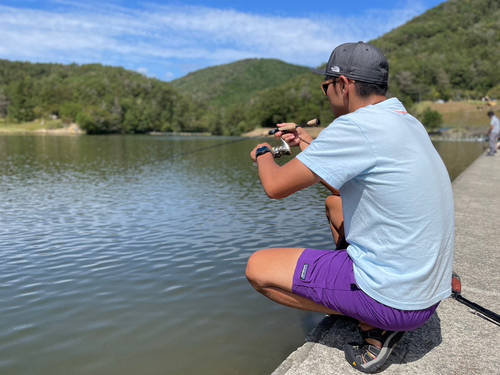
246, 247, 385, 348
325, 195, 345, 246
246, 247, 342, 315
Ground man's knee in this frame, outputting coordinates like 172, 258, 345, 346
325, 195, 342, 218
246, 250, 266, 290
246, 248, 302, 292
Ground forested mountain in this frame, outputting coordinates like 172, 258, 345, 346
219, 0, 500, 134
372, 0, 500, 104
170, 59, 309, 107
1, 0, 499, 135
0, 61, 199, 134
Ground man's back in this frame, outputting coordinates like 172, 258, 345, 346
297, 98, 455, 310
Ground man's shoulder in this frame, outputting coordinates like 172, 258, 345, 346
347, 98, 408, 124
351, 98, 405, 116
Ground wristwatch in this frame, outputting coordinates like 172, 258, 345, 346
255, 146, 272, 159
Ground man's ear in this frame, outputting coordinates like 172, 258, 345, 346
339, 75, 349, 95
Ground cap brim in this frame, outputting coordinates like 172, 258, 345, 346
310, 68, 326, 76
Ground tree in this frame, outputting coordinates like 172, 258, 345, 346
0, 88, 10, 118
7, 76, 35, 122
420, 107, 443, 131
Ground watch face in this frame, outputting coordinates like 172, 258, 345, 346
256, 146, 271, 158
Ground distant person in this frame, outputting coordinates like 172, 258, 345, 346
247, 42, 455, 373
487, 111, 500, 156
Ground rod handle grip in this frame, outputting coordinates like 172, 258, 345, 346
268, 118, 320, 135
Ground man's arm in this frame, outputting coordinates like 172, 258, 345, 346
250, 143, 321, 199
275, 124, 340, 196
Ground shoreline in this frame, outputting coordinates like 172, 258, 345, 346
0, 123, 489, 143
0, 122, 84, 136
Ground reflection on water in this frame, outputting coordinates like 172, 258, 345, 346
0, 135, 484, 375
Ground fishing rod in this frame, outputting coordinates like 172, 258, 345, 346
451, 272, 500, 326
168, 137, 254, 160
268, 118, 321, 135
252, 118, 321, 165
168, 118, 321, 161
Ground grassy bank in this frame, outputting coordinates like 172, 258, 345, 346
413, 100, 494, 136
0, 119, 84, 135
0, 119, 64, 132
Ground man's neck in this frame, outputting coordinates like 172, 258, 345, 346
348, 95, 387, 114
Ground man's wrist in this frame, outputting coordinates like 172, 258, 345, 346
255, 146, 272, 159
299, 136, 313, 151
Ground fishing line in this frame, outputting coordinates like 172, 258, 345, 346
163, 118, 320, 161
165, 136, 259, 160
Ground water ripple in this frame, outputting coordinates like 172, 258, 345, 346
0, 135, 484, 375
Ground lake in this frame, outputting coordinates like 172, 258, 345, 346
0, 134, 484, 375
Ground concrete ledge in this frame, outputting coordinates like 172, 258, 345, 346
273, 152, 500, 374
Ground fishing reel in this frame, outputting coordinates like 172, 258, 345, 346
273, 138, 292, 159
267, 118, 320, 159
254, 118, 319, 166
253, 139, 292, 166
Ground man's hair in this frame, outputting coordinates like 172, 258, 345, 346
354, 81, 388, 99
488, 111, 494, 116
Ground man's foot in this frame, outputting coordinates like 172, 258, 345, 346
487, 152, 495, 156
344, 328, 406, 373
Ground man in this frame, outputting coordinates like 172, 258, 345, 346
246, 42, 455, 373
487, 111, 500, 156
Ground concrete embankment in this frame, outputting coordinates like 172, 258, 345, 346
273, 151, 500, 374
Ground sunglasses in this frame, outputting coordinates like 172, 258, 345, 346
321, 78, 337, 96
321, 77, 355, 96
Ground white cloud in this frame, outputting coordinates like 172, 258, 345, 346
137, 67, 149, 76
164, 71, 176, 81
0, 2, 427, 78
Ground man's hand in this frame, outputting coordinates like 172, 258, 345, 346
250, 142, 273, 163
274, 123, 314, 150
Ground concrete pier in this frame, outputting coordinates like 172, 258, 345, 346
273, 152, 500, 374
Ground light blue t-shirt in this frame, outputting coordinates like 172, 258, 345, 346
297, 98, 455, 310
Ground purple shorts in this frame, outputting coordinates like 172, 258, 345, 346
292, 249, 439, 331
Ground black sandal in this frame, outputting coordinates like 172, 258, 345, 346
343, 327, 406, 373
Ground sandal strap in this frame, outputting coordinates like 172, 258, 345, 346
359, 327, 387, 343
349, 344, 381, 367
345, 330, 406, 372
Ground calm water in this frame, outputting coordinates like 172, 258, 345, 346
0, 135, 484, 375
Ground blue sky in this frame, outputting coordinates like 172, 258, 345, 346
0, 0, 447, 81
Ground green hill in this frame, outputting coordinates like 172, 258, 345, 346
186, 0, 500, 135
170, 58, 309, 107
235, 0, 500, 134
372, 0, 500, 104
1, 0, 499, 135
0, 60, 196, 134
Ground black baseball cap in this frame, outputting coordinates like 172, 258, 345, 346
311, 41, 389, 85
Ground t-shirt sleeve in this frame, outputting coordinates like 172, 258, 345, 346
296, 117, 377, 189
